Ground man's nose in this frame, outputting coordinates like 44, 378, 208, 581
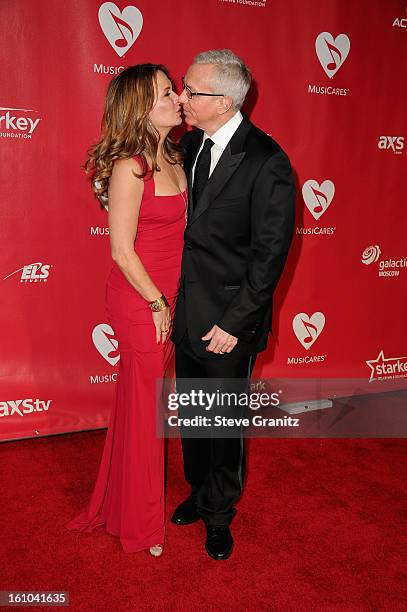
179, 89, 188, 104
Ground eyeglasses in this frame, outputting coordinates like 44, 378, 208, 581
181, 77, 224, 99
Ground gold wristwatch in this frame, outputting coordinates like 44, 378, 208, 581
148, 294, 169, 312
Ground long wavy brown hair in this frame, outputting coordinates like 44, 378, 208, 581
85, 63, 183, 204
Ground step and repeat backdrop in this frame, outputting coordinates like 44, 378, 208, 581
1, 0, 406, 441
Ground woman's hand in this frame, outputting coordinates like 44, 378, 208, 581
152, 307, 172, 344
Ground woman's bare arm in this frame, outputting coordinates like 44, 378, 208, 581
108, 158, 161, 302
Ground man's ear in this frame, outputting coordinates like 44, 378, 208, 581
217, 95, 234, 115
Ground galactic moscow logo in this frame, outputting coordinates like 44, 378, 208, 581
3, 262, 51, 283
308, 32, 350, 97
0, 106, 41, 140
362, 245, 407, 278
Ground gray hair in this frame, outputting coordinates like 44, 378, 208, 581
193, 49, 251, 110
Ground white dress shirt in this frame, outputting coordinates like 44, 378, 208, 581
192, 111, 243, 184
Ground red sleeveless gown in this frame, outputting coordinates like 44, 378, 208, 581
66, 164, 186, 552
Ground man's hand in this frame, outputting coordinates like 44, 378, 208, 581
201, 325, 238, 354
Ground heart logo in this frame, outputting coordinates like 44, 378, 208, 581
315, 32, 350, 78
302, 180, 335, 220
293, 312, 325, 350
98, 2, 143, 58
92, 323, 120, 365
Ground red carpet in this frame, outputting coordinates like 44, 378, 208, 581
1, 431, 406, 610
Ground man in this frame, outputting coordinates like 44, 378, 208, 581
170, 49, 296, 560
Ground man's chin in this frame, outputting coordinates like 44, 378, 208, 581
182, 114, 196, 126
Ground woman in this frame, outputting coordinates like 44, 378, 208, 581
66, 64, 187, 556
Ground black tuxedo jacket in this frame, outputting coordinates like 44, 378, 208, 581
171, 114, 296, 359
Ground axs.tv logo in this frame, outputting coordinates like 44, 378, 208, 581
378, 136, 404, 154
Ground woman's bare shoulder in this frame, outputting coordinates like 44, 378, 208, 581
112, 156, 143, 174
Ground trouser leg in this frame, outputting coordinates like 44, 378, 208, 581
175, 333, 210, 498
175, 332, 257, 525
196, 352, 256, 526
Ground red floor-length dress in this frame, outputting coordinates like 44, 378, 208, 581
66, 163, 186, 552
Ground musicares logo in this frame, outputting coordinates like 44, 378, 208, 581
92, 323, 120, 366
293, 312, 325, 350
302, 180, 335, 220
366, 350, 407, 382
315, 32, 350, 78
3, 262, 51, 283
98, 2, 143, 57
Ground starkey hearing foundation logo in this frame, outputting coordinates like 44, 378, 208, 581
362, 245, 406, 278
366, 350, 407, 382
308, 32, 350, 97
296, 179, 336, 236
3, 262, 51, 283
98, 2, 143, 57
0, 106, 41, 140
92, 323, 120, 366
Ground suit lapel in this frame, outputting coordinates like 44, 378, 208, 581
188, 147, 245, 225
187, 116, 252, 227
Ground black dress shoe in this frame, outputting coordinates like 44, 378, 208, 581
205, 525, 233, 560
171, 496, 200, 525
